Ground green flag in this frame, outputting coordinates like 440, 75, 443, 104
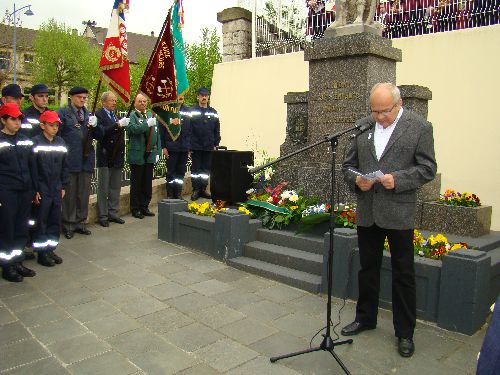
172, 0, 189, 97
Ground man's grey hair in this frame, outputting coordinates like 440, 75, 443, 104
370, 82, 401, 103
101, 91, 115, 103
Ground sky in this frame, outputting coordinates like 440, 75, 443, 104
2, 0, 237, 44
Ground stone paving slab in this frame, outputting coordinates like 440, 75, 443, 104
0, 211, 488, 375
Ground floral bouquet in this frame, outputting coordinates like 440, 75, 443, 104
385, 230, 469, 260
188, 201, 224, 217
439, 189, 481, 207
299, 203, 356, 232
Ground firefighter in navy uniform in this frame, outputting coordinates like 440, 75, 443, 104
57, 86, 102, 239
0, 103, 37, 282
189, 87, 221, 201
21, 83, 50, 138
159, 96, 191, 199
31, 111, 69, 267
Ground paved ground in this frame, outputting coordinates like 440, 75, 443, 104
0, 210, 487, 375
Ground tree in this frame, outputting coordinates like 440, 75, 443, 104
184, 27, 222, 106
32, 19, 100, 105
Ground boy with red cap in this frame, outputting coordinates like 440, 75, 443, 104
31, 111, 69, 266
0, 103, 37, 282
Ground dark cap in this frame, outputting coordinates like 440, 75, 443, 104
30, 83, 49, 95
1, 84, 23, 98
197, 87, 209, 96
0, 102, 23, 118
68, 86, 89, 96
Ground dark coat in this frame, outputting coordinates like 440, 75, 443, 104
189, 104, 221, 151
342, 109, 437, 230
159, 104, 191, 152
57, 103, 102, 173
31, 134, 69, 196
0, 132, 35, 191
21, 105, 47, 138
95, 107, 125, 168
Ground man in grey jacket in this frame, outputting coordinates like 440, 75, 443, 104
341, 83, 437, 358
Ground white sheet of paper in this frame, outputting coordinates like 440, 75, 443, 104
348, 168, 384, 182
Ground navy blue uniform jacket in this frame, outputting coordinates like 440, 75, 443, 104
159, 104, 191, 152
189, 104, 221, 151
95, 108, 125, 168
0, 132, 35, 192
32, 134, 69, 196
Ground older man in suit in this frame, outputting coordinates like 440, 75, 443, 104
341, 83, 437, 358
96, 91, 128, 227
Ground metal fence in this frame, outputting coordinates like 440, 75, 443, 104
246, 0, 499, 56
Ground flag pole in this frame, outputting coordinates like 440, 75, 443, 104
126, 4, 174, 117
91, 77, 103, 113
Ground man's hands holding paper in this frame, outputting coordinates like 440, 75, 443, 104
351, 169, 395, 191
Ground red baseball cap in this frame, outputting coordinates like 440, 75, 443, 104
39, 110, 61, 124
0, 102, 23, 118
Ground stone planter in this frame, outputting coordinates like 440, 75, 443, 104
420, 201, 492, 237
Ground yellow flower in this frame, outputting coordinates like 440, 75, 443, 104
290, 206, 298, 210
238, 207, 251, 215
434, 234, 448, 244
289, 194, 299, 202
450, 243, 466, 251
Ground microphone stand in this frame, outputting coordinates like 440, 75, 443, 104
249, 123, 371, 375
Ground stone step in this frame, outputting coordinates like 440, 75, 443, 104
256, 228, 325, 254
244, 241, 323, 275
228, 257, 322, 293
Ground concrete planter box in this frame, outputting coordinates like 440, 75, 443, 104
421, 201, 492, 237
328, 228, 492, 335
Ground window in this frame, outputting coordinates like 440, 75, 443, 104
0, 51, 11, 70
24, 54, 33, 74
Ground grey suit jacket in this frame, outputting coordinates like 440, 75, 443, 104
342, 109, 437, 230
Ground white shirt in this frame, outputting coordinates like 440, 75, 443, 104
374, 107, 404, 161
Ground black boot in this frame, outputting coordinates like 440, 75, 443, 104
16, 262, 36, 277
48, 251, 63, 264
2, 264, 23, 282
199, 188, 211, 199
37, 252, 55, 267
191, 189, 200, 201
173, 185, 182, 199
166, 185, 173, 199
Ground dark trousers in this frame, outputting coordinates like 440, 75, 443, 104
356, 224, 416, 339
32, 194, 62, 253
0, 189, 32, 264
62, 172, 92, 232
130, 163, 154, 212
191, 150, 212, 191
166, 151, 188, 195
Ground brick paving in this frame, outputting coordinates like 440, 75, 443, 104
0, 210, 486, 374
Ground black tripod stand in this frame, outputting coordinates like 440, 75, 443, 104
249, 123, 372, 375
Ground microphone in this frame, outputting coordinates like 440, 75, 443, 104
349, 122, 374, 139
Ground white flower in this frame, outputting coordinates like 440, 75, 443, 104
418, 250, 424, 257
280, 191, 291, 200
267, 197, 273, 203
246, 188, 255, 195
289, 194, 299, 202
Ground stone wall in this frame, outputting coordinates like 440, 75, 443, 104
217, 7, 252, 62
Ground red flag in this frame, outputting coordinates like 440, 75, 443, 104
100, 0, 131, 103
139, 8, 177, 106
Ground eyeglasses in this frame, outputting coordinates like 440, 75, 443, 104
370, 102, 398, 116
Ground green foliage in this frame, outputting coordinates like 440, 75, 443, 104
32, 19, 100, 105
184, 27, 221, 106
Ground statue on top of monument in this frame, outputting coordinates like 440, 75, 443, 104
330, 0, 380, 28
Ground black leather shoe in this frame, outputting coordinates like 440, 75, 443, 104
199, 189, 211, 199
2, 265, 23, 282
141, 209, 155, 217
24, 252, 35, 260
191, 190, 200, 201
109, 217, 125, 224
74, 228, 92, 235
64, 230, 74, 239
98, 219, 109, 227
38, 252, 55, 267
16, 263, 36, 277
398, 338, 415, 357
341, 321, 375, 336
48, 251, 63, 264
132, 211, 144, 219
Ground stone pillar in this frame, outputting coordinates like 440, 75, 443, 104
438, 249, 491, 335
157, 199, 187, 242
217, 7, 252, 62
214, 209, 250, 261
400, 85, 432, 120
295, 33, 402, 201
272, 92, 308, 185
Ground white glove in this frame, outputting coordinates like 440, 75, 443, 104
118, 118, 130, 127
147, 118, 157, 127
88, 115, 98, 127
